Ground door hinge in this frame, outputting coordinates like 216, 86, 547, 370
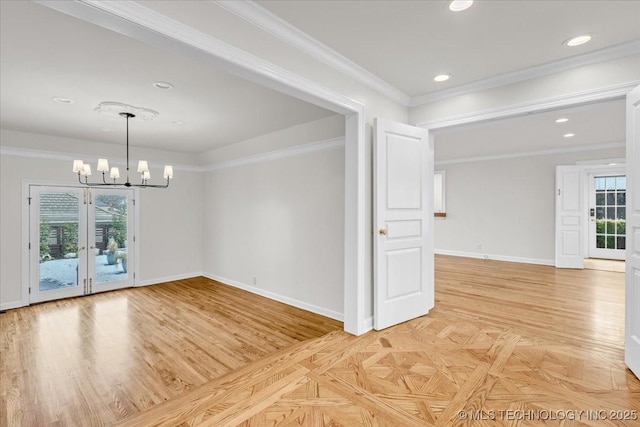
27, 197, 32, 205
29, 287, 31, 294
133, 236, 136, 243
28, 242, 31, 250
132, 199, 136, 206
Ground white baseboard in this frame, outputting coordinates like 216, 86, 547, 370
1, 300, 26, 311
203, 272, 344, 322
136, 272, 204, 287
435, 249, 554, 266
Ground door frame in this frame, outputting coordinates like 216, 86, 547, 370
21, 180, 139, 305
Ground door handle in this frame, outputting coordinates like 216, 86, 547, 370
379, 228, 388, 236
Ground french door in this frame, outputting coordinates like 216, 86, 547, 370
588, 173, 626, 260
29, 185, 135, 304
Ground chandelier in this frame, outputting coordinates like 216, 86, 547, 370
73, 112, 173, 188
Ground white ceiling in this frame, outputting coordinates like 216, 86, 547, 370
0, 1, 637, 156
257, 0, 640, 98
433, 99, 625, 161
0, 1, 336, 153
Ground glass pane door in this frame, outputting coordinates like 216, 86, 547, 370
30, 187, 87, 303
589, 174, 626, 260
88, 188, 134, 293
29, 186, 134, 304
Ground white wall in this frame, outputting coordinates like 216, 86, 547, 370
0, 130, 203, 309
202, 120, 345, 319
433, 147, 625, 264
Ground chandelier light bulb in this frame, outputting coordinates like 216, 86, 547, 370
163, 165, 174, 180
97, 158, 109, 172
73, 160, 84, 173
137, 160, 149, 174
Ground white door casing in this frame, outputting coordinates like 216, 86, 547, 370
555, 166, 584, 269
374, 118, 434, 330
625, 84, 640, 379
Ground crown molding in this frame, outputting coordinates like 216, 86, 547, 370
412, 40, 640, 107
213, 1, 640, 109
214, 0, 411, 107
205, 137, 344, 171
435, 141, 625, 166
1, 137, 345, 173
418, 81, 640, 130
0, 146, 205, 172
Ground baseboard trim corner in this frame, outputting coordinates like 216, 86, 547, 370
203, 272, 344, 322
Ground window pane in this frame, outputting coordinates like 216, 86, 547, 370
617, 208, 626, 220
606, 177, 616, 190
607, 207, 615, 220
617, 220, 626, 234
596, 220, 606, 233
596, 207, 605, 219
607, 192, 615, 205
616, 176, 626, 190
595, 177, 605, 191
606, 235, 615, 249
606, 220, 616, 234
617, 236, 626, 250
617, 192, 626, 205
597, 235, 605, 248
596, 193, 605, 206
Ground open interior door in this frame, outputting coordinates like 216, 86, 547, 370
626, 84, 640, 379
373, 118, 434, 330
555, 165, 584, 269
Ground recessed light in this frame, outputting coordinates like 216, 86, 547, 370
52, 96, 74, 104
171, 120, 184, 125
102, 128, 112, 132
449, 0, 473, 12
607, 163, 618, 166
564, 35, 592, 47
563, 133, 575, 138
555, 118, 569, 123
434, 74, 451, 82
153, 81, 174, 90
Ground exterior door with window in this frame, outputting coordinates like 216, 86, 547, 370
29, 185, 134, 304
588, 174, 626, 260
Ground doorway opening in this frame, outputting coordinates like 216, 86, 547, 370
29, 185, 135, 304
588, 173, 626, 261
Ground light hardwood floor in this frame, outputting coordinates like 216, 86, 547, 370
2, 256, 639, 426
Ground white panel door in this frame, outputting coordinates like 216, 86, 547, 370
555, 166, 584, 269
625, 84, 640, 379
374, 118, 433, 330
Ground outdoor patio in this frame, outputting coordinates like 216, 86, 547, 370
39, 254, 127, 291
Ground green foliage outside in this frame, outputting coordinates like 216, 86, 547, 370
39, 222, 51, 258
62, 223, 78, 255
108, 213, 127, 248
595, 219, 625, 235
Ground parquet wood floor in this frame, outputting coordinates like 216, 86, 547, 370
119, 256, 640, 427
2, 255, 639, 426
